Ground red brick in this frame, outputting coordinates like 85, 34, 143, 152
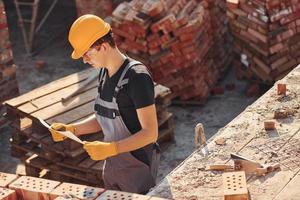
0, 187, 17, 200
112, 27, 135, 41
269, 43, 284, 54
50, 182, 105, 200
226, 0, 239, 10
248, 28, 268, 43
270, 56, 289, 70
95, 190, 151, 200
277, 83, 287, 95
0, 172, 18, 188
223, 171, 248, 200
264, 120, 276, 131
211, 86, 225, 95
9, 176, 61, 200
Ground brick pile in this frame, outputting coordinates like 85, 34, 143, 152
0, 0, 19, 128
0, 172, 170, 200
207, 0, 233, 75
112, 0, 233, 101
75, 0, 113, 18
227, 0, 300, 83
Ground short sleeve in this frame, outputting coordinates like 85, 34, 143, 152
128, 71, 155, 109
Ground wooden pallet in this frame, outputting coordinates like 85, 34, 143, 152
4, 68, 172, 155
4, 68, 173, 186
25, 154, 104, 187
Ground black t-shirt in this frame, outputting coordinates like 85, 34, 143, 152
99, 58, 155, 133
99, 58, 155, 165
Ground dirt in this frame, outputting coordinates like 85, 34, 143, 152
0, 0, 259, 184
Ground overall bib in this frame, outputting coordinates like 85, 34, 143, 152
94, 60, 159, 193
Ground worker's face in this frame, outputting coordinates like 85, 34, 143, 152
82, 44, 106, 68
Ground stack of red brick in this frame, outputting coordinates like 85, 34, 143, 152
112, 0, 233, 101
227, 0, 300, 83
207, 0, 233, 75
0, 172, 168, 200
0, 0, 19, 127
75, 0, 113, 18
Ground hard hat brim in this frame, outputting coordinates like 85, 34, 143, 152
71, 50, 82, 60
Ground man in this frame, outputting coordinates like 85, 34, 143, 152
49, 14, 159, 193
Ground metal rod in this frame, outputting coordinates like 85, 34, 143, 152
28, 0, 39, 52
14, 0, 30, 54
35, 0, 58, 34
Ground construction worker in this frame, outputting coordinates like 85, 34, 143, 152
49, 14, 160, 193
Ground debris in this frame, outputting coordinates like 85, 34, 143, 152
231, 153, 280, 176
206, 164, 233, 171
255, 163, 280, 176
274, 108, 295, 119
34, 60, 47, 70
277, 83, 287, 96
246, 83, 260, 97
215, 137, 226, 145
264, 120, 275, 131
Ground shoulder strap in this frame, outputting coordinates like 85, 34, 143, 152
98, 68, 107, 92
112, 60, 143, 102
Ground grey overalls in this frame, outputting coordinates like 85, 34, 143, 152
94, 60, 160, 193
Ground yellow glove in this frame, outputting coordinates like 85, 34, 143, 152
83, 141, 118, 160
49, 123, 75, 142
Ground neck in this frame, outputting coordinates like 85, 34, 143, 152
105, 48, 126, 77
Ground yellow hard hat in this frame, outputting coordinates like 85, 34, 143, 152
68, 14, 111, 59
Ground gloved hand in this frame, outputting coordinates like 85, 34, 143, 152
49, 123, 75, 142
83, 141, 118, 160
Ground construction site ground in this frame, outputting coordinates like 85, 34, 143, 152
149, 65, 300, 200
1, 0, 257, 185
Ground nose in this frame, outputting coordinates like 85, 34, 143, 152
83, 54, 90, 64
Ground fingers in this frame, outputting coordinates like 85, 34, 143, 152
51, 123, 66, 131
83, 141, 106, 160
49, 129, 65, 142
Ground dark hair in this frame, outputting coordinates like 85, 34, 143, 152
91, 30, 116, 48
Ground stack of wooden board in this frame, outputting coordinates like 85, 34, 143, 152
3, 68, 174, 187
0, 0, 19, 128
112, 0, 232, 101
227, 0, 300, 83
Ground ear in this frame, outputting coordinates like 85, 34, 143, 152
101, 42, 110, 52
95, 44, 102, 51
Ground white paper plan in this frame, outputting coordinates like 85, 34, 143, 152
38, 118, 84, 144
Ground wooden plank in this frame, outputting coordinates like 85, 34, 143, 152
17, 79, 97, 114
4, 68, 94, 107
46, 101, 95, 124
31, 88, 97, 120
274, 171, 300, 200
78, 157, 98, 169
